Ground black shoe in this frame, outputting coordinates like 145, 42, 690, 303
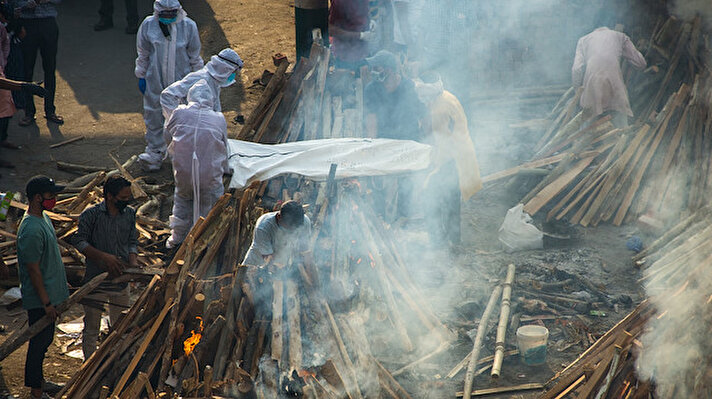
94, 21, 113, 31
125, 25, 138, 34
42, 380, 64, 395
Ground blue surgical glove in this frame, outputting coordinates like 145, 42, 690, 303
138, 78, 146, 94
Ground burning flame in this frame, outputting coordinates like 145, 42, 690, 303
183, 316, 204, 356
297, 369, 316, 379
357, 258, 362, 264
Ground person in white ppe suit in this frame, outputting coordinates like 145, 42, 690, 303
164, 79, 228, 248
160, 47, 243, 120
135, 0, 203, 172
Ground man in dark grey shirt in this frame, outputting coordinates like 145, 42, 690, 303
73, 175, 138, 360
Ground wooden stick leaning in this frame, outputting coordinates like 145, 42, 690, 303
111, 299, 174, 397
0, 272, 108, 361
463, 284, 503, 399
492, 264, 516, 378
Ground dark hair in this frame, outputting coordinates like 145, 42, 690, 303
279, 200, 304, 227
103, 175, 131, 198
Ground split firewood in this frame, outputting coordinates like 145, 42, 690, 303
0, 272, 108, 361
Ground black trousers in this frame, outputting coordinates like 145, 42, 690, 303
21, 17, 58, 117
24, 308, 55, 389
0, 117, 10, 142
294, 7, 328, 60
99, 0, 139, 27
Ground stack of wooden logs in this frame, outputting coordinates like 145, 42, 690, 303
57, 174, 454, 398
518, 16, 712, 228
237, 36, 365, 145
0, 155, 168, 287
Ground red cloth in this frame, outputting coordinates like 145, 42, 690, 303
329, 0, 370, 62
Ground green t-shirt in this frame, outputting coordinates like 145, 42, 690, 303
17, 212, 69, 310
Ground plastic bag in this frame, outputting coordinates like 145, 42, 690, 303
498, 204, 543, 252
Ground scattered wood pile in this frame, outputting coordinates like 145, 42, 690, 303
539, 207, 712, 398
56, 171, 457, 398
0, 155, 169, 288
519, 16, 712, 228
537, 301, 654, 399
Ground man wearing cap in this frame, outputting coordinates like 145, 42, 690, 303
364, 50, 426, 141
17, 176, 68, 399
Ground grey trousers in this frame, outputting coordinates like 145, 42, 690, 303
82, 286, 130, 360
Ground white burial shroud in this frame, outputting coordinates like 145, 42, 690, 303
227, 138, 432, 189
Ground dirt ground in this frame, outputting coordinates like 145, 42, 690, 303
0, 0, 649, 398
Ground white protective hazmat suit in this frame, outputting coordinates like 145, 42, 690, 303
572, 27, 646, 119
164, 79, 229, 248
160, 48, 243, 120
135, 0, 203, 171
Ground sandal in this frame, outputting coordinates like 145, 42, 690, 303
18, 116, 35, 127
45, 114, 64, 125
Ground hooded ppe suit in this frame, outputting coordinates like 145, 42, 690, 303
164, 79, 229, 248
160, 48, 243, 120
135, 0, 203, 170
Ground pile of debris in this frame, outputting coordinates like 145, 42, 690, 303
0, 155, 168, 288
517, 16, 712, 228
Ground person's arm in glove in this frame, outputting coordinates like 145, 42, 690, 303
138, 78, 146, 94
0, 77, 45, 97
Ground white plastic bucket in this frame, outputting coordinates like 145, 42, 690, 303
516, 325, 549, 365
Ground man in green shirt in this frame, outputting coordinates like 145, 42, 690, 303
16, 175, 68, 399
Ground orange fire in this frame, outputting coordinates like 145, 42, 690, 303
183, 316, 204, 356
297, 369, 317, 379
357, 258, 362, 264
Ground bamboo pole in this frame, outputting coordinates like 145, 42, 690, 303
491, 264, 516, 378
463, 284, 502, 399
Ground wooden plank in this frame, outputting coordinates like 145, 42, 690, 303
238, 59, 290, 140
579, 125, 651, 225
50, 136, 84, 149
456, 383, 544, 397
523, 156, 596, 216
260, 54, 314, 144
613, 84, 689, 225
0, 273, 108, 361
271, 279, 284, 364
111, 300, 173, 397
286, 280, 302, 371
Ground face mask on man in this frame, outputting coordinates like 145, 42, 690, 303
226, 72, 236, 85
115, 199, 131, 211
41, 197, 57, 211
159, 17, 177, 24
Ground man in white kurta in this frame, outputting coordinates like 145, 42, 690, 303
572, 26, 646, 127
